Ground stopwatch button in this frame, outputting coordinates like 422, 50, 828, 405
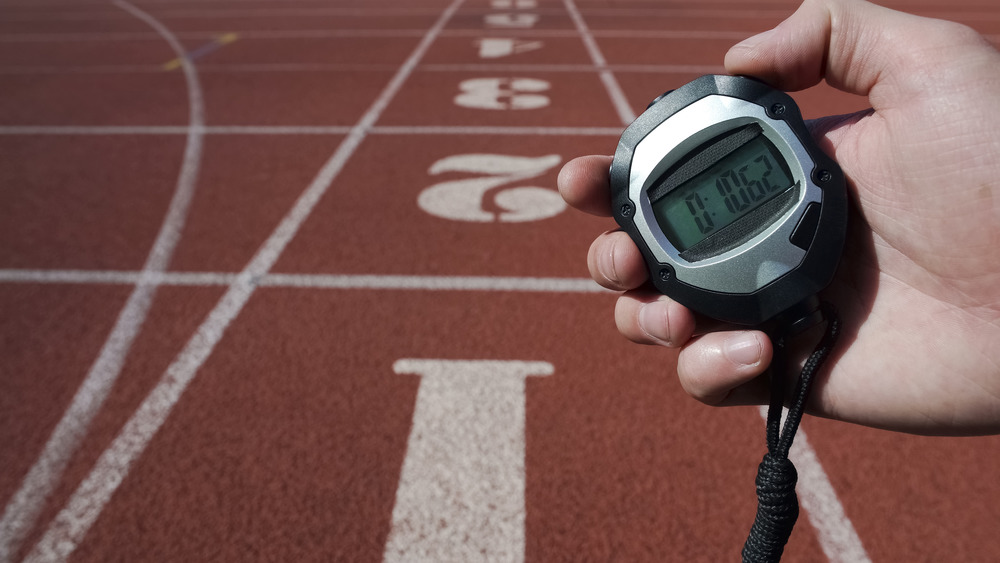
790, 202, 821, 251
646, 90, 675, 110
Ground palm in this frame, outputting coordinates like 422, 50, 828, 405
813, 85, 1000, 433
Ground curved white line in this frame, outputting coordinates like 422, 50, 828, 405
0, 2, 205, 561
21, 0, 464, 561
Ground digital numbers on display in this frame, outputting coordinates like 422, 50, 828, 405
651, 136, 794, 252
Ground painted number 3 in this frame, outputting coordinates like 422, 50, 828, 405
418, 154, 565, 222
454, 78, 551, 110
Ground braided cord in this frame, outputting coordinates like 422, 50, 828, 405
741, 303, 841, 563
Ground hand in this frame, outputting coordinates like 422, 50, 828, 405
559, 0, 1000, 435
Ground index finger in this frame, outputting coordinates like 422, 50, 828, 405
557, 155, 614, 217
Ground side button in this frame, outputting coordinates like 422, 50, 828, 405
646, 90, 675, 110
790, 202, 821, 251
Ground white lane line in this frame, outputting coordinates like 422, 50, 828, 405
424, 63, 722, 73
563, 0, 636, 125
0, 28, 993, 43
580, 7, 791, 18
384, 359, 553, 563
0, 269, 230, 286
757, 408, 871, 562
21, 1, 465, 560
0, 126, 346, 135
371, 125, 622, 135
590, 30, 754, 39
444, 29, 756, 39
0, 1, 206, 561
0, 29, 429, 42
4, 6, 863, 21
0, 126, 193, 134
0, 64, 164, 74
198, 125, 350, 134
0, 125, 621, 136
0, 7, 445, 21
0, 28, 759, 44
0, 62, 723, 74
260, 274, 609, 293
791, 434, 872, 563
0, 269, 610, 293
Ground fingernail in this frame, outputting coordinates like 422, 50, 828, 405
597, 242, 619, 286
638, 301, 671, 345
724, 333, 762, 366
732, 28, 776, 51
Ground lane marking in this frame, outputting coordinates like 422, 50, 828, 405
385, 359, 553, 563
0, 269, 230, 286
261, 273, 607, 293
490, 0, 538, 8
589, 8, 1000, 20
0, 29, 757, 42
484, 13, 540, 29
21, 1, 467, 560
757, 408, 871, 562
791, 434, 872, 563
0, 62, 725, 74
476, 37, 544, 59
0, 125, 333, 135
0, 1, 207, 561
419, 153, 565, 222
426, 63, 721, 73
562, 0, 635, 125
0, 125, 622, 136
0, 7, 446, 21
0, 269, 610, 294
0, 30, 428, 42
454, 77, 551, 110
162, 32, 238, 71
36, 6, 992, 21
0, 28, 995, 44
372, 125, 622, 135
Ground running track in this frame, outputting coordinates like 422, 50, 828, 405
2, 0, 1000, 561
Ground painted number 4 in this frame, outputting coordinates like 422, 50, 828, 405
418, 154, 565, 222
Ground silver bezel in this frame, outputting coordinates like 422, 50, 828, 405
629, 95, 822, 294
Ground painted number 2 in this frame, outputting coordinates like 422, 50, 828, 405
418, 154, 565, 222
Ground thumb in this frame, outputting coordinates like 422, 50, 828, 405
724, 0, 994, 101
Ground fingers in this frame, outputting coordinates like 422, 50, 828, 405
677, 331, 773, 405
592, 233, 773, 407
557, 154, 614, 216
614, 289, 696, 347
614, 289, 772, 405
724, 0, 992, 98
587, 230, 647, 290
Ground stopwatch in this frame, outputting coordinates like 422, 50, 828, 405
610, 74, 847, 326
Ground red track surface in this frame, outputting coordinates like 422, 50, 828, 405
3, 0, 1000, 561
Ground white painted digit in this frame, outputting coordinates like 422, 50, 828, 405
418, 154, 565, 222
484, 13, 539, 28
454, 77, 550, 110
383, 359, 553, 563
476, 38, 544, 59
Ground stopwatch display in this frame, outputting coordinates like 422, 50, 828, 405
610, 75, 848, 325
651, 128, 795, 252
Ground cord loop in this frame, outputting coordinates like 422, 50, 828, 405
741, 302, 841, 562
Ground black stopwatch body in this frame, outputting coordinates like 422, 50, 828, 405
610, 75, 847, 326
